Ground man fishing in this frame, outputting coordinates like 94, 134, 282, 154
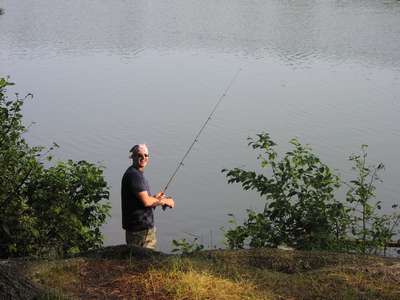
121, 144, 175, 249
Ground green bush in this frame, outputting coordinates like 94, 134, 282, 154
222, 133, 399, 254
0, 77, 110, 257
222, 133, 345, 250
346, 145, 400, 254
171, 237, 204, 255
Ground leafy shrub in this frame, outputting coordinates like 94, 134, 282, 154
0, 77, 110, 257
222, 133, 399, 254
222, 133, 345, 250
171, 238, 204, 255
346, 145, 400, 254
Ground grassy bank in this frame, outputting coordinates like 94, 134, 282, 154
21, 246, 400, 299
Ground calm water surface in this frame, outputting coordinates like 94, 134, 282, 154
1, 0, 400, 251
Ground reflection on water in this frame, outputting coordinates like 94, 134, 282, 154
2, 0, 400, 69
1, 0, 400, 251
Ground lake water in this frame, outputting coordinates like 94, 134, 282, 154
1, 0, 400, 252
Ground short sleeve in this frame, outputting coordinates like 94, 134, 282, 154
129, 171, 148, 194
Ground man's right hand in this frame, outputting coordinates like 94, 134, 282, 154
162, 197, 175, 209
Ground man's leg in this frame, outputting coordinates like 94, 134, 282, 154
126, 227, 157, 249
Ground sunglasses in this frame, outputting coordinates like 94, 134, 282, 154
136, 154, 149, 159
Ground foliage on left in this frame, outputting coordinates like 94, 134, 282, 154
0, 77, 111, 258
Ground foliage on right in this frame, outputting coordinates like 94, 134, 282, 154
222, 132, 399, 254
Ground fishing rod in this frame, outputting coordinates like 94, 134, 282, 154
163, 68, 242, 193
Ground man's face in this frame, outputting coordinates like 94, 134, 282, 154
134, 147, 149, 170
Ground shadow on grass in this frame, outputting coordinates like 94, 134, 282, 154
189, 248, 400, 300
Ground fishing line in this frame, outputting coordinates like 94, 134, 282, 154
163, 68, 242, 193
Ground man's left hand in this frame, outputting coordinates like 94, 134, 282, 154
155, 191, 165, 199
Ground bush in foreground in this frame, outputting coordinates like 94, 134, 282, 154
223, 132, 399, 254
0, 77, 110, 257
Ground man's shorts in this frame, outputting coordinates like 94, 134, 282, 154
125, 227, 157, 249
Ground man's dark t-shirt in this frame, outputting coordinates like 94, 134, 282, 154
121, 166, 154, 232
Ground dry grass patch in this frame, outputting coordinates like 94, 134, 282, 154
28, 258, 83, 293
191, 249, 400, 299
28, 257, 272, 299
334, 263, 400, 299
135, 266, 272, 300
25, 247, 400, 300
195, 248, 387, 273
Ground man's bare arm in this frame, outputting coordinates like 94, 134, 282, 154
137, 191, 175, 208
